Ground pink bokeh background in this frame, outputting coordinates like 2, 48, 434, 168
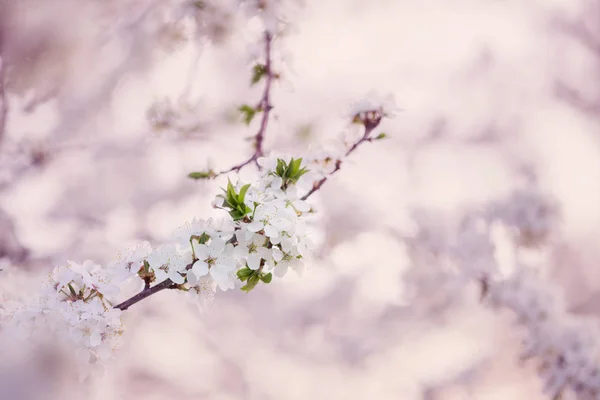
1, 0, 600, 399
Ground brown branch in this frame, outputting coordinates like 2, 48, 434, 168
114, 33, 277, 313
212, 31, 275, 177
113, 278, 177, 311
114, 259, 197, 311
301, 118, 381, 200
0, 56, 7, 143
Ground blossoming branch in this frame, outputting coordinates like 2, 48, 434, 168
0, 0, 396, 382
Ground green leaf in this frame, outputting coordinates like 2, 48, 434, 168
188, 171, 213, 180
271, 157, 311, 187
238, 104, 257, 126
226, 180, 238, 205
68, 283, 77, 298
291, 157, 302, 174
238, 183, 251, 203
275, 158, 286, 177
191, 232, 210, 245
241, 274, 260, 292
375, 132, 387, 140
259, 272, 272, 284
236, 267, 254, 282
298, 166, 309, 177
251, 64, 267, 86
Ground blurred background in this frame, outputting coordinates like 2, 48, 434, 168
1, 0, 600, 398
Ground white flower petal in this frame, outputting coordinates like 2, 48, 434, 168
293, 200, 311, 212
272, 248, 284, 262
187, 271, 199, 286
264, 225, 279, 238
90, 330, 102, 347
247, 221, 264, 233
169, 270, 185, 284
192, 260, 209, 277
247, 253, 262, 270
274, 264, 288, 278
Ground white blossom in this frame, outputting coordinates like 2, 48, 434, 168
347, 90, 401, 120
235, 231, 268, 270
246, 202, 293, 238
270, 247, 303, 278
109, 241, 153, 283
190, 238, 236, 291
5, 261, 125, 378
146, 244, 191, 284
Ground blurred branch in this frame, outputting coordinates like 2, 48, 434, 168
555, 17, 600, 57
48, 0, 162, 142
554, 81, 600, 116
552, 8, 600, 117
0, 56, 6, 143
212, 31, 275, 177
301, 117, 382, 200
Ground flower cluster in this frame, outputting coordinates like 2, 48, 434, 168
109, 155, 315, 300
485, 188, 559, 248
487, 267, 600, 399
0, 0, 405, 390
5, 261, 124, 380
405, 188, 600, 399
348, 91, 401, 127
3, 156, 318, 374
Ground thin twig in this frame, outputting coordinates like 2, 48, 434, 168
0, 56, 7, 143
212, 31, 275, 177
301, 119, 381, 200
113, 33, 277, 313
114, 259, 197, 311
113, 278, 176, 311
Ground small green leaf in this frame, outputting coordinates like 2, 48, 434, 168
241, 274, 261, 292
259, 272, 273, 284
226, 180, 238, 205
275, 158, 286, 176
291, 157, 302, 173
298, 166, 309, 177
188, 171, 213, 180
68, 283, 77, 298
191, 232, 210, 245
238, 183, 251, 203
237, 267, 254, 282
238, 104, 257, 126
251, 64, 267, 85
375, 132, 387, 140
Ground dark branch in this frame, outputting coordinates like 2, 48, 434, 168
301, 119, 381, 200
114, 259, 198, 311
0, 57, 7, 143
114, 33, 278, 313
213, 31, 275, 177
113, 278, 177, 311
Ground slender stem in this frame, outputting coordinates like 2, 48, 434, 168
114, 278, 176, 311
254, 31, 274, 159
114, 32, 375, 311
0, 56, 7, 143
213, 31, 275, 177
114, 259, 198, 311
301, 120, 380, 200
